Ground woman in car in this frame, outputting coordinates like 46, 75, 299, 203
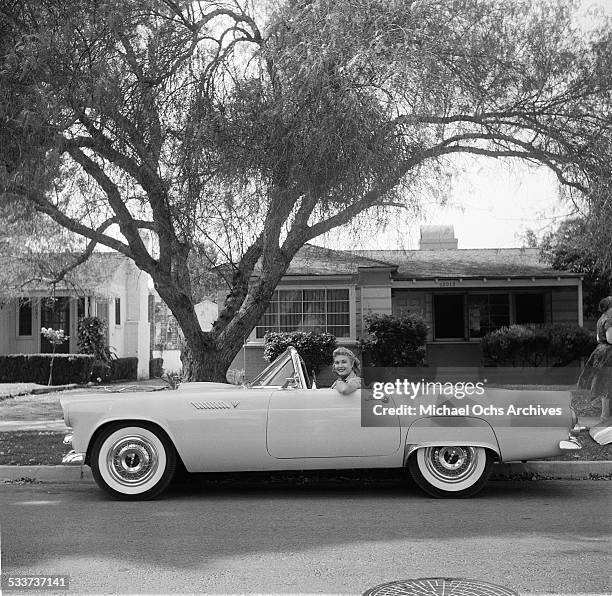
331, 347, 361, 395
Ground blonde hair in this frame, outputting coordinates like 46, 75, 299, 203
333, 347, 361, 376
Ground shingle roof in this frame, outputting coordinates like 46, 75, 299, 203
347, 248, 580, 279
270, 244, 395, 276
0, 251, 130, 295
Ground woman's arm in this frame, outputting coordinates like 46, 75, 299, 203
333, 377, 361, 395
606, 327, 612, 344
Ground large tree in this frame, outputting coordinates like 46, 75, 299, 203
1, 0, 611, 380
540, 217, 611, 318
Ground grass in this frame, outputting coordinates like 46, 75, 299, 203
0, 431, 69, 465
0, 383, 49, 401
545, 429, 611, 461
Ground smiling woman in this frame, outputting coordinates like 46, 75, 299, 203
331, 347, 361, 395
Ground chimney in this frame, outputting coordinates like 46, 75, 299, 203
419, 225, 458, 250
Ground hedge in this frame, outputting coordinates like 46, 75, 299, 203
91, 357, 139, 382
149, 357, 164, 378
264, 331, 337, 375
0, 354, 95, 385
359, 312, 428, 366
481, 323, 597, 367
111, 357, 138, 380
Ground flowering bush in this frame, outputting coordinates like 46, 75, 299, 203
77, 316, 113, 362
40, 327, 70, 385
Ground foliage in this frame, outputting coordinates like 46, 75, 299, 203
0, 354, 94, 385
482, 324, 597, 367
77, 317, 113, 363
40, 327, 68, 346
111, 357, 138, 381
149, 358, 164, 379
263, 331, 337, 375
2, 0, 611, 381
539, 218, 612, 318
360, 313, 428, 367
91, 356, 138, 383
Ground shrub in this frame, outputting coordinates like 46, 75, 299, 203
110, 357, 138, 380
90, 357, 138, 383
91, 359, 112, 383
77, 316, 113, 362
359, 313, 428, 366
263, 331, 337, 375
482, 323, 597, 367
0, 354, 94, 385
149, 357, 164, 378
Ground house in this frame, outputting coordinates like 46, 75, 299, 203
229, 226, 584, 380
0, 252, 151, 379
149, 295, 218, 374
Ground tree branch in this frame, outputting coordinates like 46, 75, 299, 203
50, 217, 117, 284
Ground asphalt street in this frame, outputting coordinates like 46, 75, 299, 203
0, 478, 610, 595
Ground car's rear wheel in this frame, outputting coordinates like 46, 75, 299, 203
91, 423, 176, 500
408, 445, 493, 498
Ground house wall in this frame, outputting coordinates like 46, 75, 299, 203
123, 263, 151, 379
391, 282, 582, 367
0, 257, 151, 379
551, 286, 580, 324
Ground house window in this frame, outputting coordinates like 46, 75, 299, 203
433, 293, 511, 340
115, 298, 121, 325
18, 299, 33, 336
515, 293, 547, 325
468, 294, 510, 338
433, 294, 465, 339
256, 288, 351, 338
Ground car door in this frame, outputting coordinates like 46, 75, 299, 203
266, 387, 401, 458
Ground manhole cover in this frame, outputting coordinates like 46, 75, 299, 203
363, 578, 518, 596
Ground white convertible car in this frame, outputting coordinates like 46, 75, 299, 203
61, 347, 581, 500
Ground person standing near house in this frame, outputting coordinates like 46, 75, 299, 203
331, 347, 361, 395
579, 295, 612, 423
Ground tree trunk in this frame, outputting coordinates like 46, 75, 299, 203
180, 341, 238, 383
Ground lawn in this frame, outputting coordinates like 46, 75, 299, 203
0, 431, 70, 465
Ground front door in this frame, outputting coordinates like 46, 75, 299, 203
40, 297, 70, 353
266, 388, 401, 458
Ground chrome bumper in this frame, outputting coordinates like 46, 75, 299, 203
62, 450, 85, 465
559, 436, 582, 450
62, 433, 85, 465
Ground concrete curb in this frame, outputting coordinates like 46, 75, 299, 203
1, 461, 610, 484
1, 465, 93, 482
491, 461, 612, 479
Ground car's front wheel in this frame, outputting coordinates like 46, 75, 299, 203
91, 423, 176, 500
408, 445, 493, 498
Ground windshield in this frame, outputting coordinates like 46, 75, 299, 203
248, 348, 296, 387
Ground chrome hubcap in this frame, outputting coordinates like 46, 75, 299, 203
106, 436, 159, 486
424, 446, 478, 483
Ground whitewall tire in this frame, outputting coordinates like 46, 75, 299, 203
408, 446, 493, 498
91, 423, 176, 500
